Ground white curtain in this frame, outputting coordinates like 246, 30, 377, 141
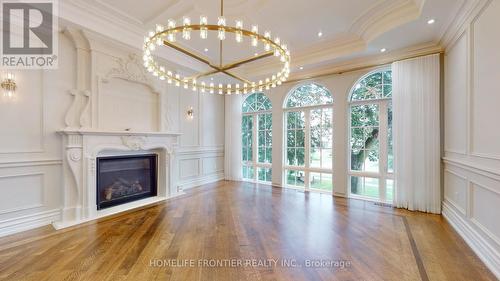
224, 94, 243, 181
392, 54, 441, 214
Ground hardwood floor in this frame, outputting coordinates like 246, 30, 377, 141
0, 181, 496, 281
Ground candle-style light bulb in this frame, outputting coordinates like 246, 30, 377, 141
200, 15, 208, 39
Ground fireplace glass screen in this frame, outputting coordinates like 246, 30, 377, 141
96, 154, 157, 210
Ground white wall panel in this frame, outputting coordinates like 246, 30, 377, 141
471, 182, 500, 242
179, 90, 200, 147
99, 78, 159, 131
443, 1, 500, 278
0, 71, 44, 153
0, 173, 44, 214
444, 33, 467, 154
203, 156, 224, 175
179, 158, 200, 180
471, 0, 500, 159
201, 93, 224, 147
444, 169, 467, 214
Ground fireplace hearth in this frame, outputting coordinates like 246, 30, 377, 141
96, 154, 158, 210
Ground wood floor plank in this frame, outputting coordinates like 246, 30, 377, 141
0, 181, 496, 281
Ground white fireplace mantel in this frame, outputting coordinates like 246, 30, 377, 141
54, 129, 182, 229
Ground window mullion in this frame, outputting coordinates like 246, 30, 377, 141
253, 113, 258, 181
379, 101, 389, 202
305, 110, 311, 190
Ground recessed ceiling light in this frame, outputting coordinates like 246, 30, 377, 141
254, 53, 258, 57
299, 66, 304, 70
318, 31, 323, 37
204, 48, 208, 52
380, 48, 387, 53
210, 77, 214, 81
427, 19, 435, 25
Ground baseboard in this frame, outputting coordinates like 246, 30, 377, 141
178, 173, 225, 190
0, 209, 61, 238
442, 201, 500, 279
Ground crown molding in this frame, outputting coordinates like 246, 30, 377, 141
286, 41, 443, 82
60, 1, 208, 74
93, 0, 144, 25
440, 0, 490, 50
63, 28, 90, 51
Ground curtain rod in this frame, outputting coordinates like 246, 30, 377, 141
284, 51, 444, 84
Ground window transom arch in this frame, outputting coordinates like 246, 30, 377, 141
349, 69, 392, 102
283, 82, 334, 192
241, 93, 272, 182
284, 83, 333, 108
243, 92, 272, 113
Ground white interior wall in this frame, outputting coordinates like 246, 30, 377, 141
0, 27, 225, 236
442, 0, 500, 278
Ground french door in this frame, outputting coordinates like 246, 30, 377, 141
348, 99, 393, 202
242, 112, 272, 183
284, 105, 333, 192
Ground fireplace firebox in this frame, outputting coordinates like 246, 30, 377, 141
96, 154, 158, 210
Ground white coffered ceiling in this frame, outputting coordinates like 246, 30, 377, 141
62, 0, 464, 81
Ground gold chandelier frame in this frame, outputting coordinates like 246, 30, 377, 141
143, 15, 291, 95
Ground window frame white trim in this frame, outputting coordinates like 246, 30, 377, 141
283, 83, 334, 192
241, 93, 273, 183
347, 68, 394, 203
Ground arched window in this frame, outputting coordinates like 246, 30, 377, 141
348, 69, 393, 203
242, 93, 272, 182
284, 83, 333, 192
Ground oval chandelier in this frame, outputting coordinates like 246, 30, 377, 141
142, 0, 291, 95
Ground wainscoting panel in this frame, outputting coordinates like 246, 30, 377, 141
443, 160, 500, 279
0, 173, 44, 215
179, 158, 201, 180
444, 169, 467, 215
470, 181, 500, 244
177, 148, 225, 190
202, 156, 224, 176
0, 163, 62, 237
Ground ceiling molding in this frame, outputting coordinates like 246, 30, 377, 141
94, 0, 144, 25
63, 28, 91, 51
65, 0, 144, 34
350, 0, 423, 42
243, 34, 366, 77
242, 0, 426, 77
145, 1, 196, 27
440, 0, 489, 50
191, 0, 270, 19
60, 1, 209, 74
285, 41, 443, 82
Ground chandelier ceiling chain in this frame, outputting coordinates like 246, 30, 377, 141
142, 0, 291, 95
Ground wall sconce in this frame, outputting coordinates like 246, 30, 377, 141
187, 106, 194, 119
1, 73, 16, 99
